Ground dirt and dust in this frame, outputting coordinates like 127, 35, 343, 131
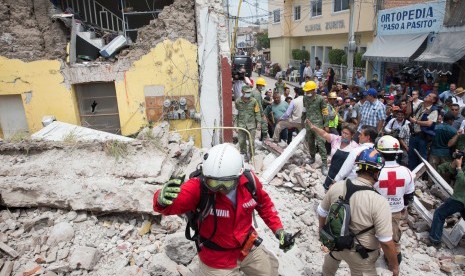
0, 0, 68, 62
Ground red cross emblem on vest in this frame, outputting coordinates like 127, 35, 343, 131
379, 171, 404, 195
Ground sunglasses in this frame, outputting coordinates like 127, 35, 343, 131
205, 177, 238, 192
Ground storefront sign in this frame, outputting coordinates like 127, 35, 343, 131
305, 24, 321, 32
325, 20, 345, 30
305, 20, 345, 32
378, 1, 445, 35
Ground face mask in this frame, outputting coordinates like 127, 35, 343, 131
306, 93, 313, 97
244, 93, 251, 98
341, 138, 350, 144
345, 104, 350, 107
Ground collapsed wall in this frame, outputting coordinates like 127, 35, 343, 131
122, 0, 196, 61
0, 0, 68, 61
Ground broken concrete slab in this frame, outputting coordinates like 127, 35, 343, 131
31, 121, 134, 142
0, 261, 13, 276
0, 242, 19, 258
0, 142, 179, 214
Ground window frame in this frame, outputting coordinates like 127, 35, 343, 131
333, 0, 349, 13
294, 5, 301, 21
273, 9, 281, 23
311, 0, 322, 18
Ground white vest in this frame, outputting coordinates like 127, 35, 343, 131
290, 96, 304, 123
374, 161, 415, 213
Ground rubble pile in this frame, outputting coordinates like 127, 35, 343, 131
1, 129, 465, 275
0, 0, 68, 61
122, 0, 196, 61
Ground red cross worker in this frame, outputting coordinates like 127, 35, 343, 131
375, 136, 415, 263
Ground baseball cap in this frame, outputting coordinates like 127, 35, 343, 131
385, 94, 395, 101
363, 88, 377, 97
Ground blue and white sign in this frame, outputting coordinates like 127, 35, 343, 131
378, 1, 445, 35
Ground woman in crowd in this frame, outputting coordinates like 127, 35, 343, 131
326, 67, 335, 92
305, 120, 359, 190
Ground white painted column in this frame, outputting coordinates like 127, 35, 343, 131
195, 1, 231, 148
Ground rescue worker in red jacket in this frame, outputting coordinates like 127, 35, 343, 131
153, 143, 295, 275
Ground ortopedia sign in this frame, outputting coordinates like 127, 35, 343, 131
378, 1, 445, 35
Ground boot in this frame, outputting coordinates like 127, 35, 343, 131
321, 165, 328, 176
308, 156, 315, 165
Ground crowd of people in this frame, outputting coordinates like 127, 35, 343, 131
151, 68, 465, 275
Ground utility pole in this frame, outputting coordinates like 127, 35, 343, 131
347, 0, 356, 85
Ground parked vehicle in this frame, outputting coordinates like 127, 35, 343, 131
232, 55, 253, 78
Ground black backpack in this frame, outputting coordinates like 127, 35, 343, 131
185, 167, 258, 252
319, 179, 377, 251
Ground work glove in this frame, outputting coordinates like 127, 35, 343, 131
275, 229, 295, 252
157, 175, 185, 207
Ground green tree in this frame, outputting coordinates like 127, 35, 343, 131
256, 32, 270, 50
328, 49, 345, 64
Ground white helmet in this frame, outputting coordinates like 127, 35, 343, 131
376, 135, 403, 154
202, 143, 244, 179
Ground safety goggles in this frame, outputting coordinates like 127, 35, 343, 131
205, 176, 238, 192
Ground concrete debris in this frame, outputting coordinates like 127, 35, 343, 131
0, 261, 13, 276
0, 241, 19, 258
69, 246, 101, 270
124, 0, 196, 61
1, 129, 465, 275
164, 232, 197, 265
47, 222, 75, 246
0, 1, 67, 61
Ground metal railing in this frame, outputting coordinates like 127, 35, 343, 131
63, 0, 123, 33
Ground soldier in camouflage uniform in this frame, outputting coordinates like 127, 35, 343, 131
252, 78, 269, 141
275, 76, 287, 95
302, 81, 330, 175
235, 85, 262, 161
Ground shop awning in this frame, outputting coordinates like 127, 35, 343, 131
363, 33, 429, 63
415, 31, 465, 63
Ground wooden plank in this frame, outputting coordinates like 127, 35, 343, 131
0, 242, 18, 258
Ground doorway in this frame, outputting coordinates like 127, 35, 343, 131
0, 95, 29, 139
74, 82, 121, 134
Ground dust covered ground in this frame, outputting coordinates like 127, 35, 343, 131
1, 128, 465, 275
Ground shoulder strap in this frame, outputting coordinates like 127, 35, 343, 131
243, 169, 258, 202
344, 179, 375, 202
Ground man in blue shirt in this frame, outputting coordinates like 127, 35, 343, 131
429, 112, 456, 170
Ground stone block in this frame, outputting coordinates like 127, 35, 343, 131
47, 222, 75, 246
69, 246, 101, 270
419, 196, 435, 210
164, 232, 196, 265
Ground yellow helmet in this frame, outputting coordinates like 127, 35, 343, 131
328, 92, 337, 99
256, 78, 266, 86
302, 81, 317, 92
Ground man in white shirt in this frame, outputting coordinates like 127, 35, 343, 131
303, 62, 313, 79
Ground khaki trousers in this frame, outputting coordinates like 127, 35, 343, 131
199, 244, 279, 276
322, 249, 380, 276
272, 120, 302, 142
392, 211, 403, 253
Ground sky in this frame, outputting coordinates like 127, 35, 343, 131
228, 0, 270, 26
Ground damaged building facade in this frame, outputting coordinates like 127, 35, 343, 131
0, 0, 232, 148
